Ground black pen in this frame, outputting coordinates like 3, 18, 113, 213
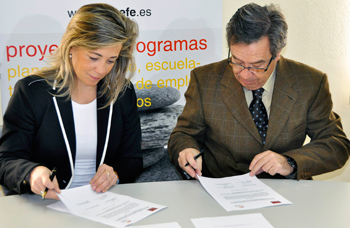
184, 150, 204, 167
42, 167, 57, 200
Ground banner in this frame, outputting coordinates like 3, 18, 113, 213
0, 0, 222, 112
0, 1, 222, 178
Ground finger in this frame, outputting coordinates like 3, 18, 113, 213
102, 178, 116, 193
249, 151, 274, 175
42, 176, 56, 190
31, 182, 46, 196
41, 177, 61, 198
30, 182, 41, 194
52, 177, 61, 194
92, 175, 106, 192
268, 161, 285, 176
35, 187, 45, 196
103, 170, 110, 180
30, 172, 48, 195
91, 164, 113, 185
250, 155, 270, 176
103, 172, 119, 192
185, 161, 203, 179
96, 175, 114, 193
183, 166, 197, 178
250, 161, 266, 176
251, 152, 284, 176
45, 190, 60, 200
179, 149, 200, 167
178, 152, 190, 169
268, 167, 278, 176
249, 151, 268, 170
90, 165, 106, 184
185, 152, 199, 169
178, 149, 203, 178
261, 161, 274, 175
194, 157, 203, 176
179, 155, 198, 178
255, 167, 264, 176
92, 170, 113, 192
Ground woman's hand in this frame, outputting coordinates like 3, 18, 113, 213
90, 164, 119, 193
29, 166, 61, 200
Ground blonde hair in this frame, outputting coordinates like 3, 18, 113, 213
34, 3, 138, 107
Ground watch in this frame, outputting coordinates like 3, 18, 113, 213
285, 156, 297, 175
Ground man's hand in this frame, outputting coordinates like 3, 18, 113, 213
178, 148, 202, 179
249, 150, 293, 177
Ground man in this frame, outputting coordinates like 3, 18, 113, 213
168, 3, 349, 180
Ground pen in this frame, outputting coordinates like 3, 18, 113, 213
42, 167, 57, 200
184, 150, 204, 167
183, 150, 204, 179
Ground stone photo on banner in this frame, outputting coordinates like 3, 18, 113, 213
134, 84, 183, 182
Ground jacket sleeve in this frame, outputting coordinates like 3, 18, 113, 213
0, 79, 43, 194
284, 74, 350, 180
113, 83, 143, 183
168, 69, 206, 175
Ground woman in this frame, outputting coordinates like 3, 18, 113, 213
0, 3, 142, 199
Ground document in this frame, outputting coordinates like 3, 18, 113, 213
131, 222, 182, 228
197, 173, 292, 211
191, 213, 274, 228
47, 185, 166, 227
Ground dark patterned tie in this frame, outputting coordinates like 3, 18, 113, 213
249, 88, 268, 144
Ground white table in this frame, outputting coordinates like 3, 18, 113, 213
1, 179, 349, 228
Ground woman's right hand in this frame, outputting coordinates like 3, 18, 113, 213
29, 166, 61, 200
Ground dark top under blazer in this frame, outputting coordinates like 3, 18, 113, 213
168, 56, 350, 180
0, 76, 143, 195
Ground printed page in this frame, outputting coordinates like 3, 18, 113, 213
131, 222, 182, 228
197, 173, 292, 211
191, 213, 274, 228
47, 185, 166, 227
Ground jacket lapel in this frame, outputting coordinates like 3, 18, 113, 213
53, 94, 76, 164
220, 64, 262, 144
52, 86, 110, 170
265, 56, 298, 148
96, 95, 110, 168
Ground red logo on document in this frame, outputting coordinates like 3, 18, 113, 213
148, 208, 158, 211
271, 201, 281, 204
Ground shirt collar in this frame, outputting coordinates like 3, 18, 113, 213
242, 66, 276, 93
263, 67, 276, 94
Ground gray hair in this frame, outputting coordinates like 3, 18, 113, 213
226, 3, 288, 58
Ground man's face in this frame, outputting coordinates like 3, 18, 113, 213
229, 36, 280, 90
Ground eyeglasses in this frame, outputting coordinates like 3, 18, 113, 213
227, 49, 273, 74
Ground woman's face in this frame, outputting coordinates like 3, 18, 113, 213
70, 44, 123, 90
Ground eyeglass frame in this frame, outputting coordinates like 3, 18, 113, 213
227, 49, 274, 73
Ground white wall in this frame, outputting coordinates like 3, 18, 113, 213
223, 0, 350, 182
